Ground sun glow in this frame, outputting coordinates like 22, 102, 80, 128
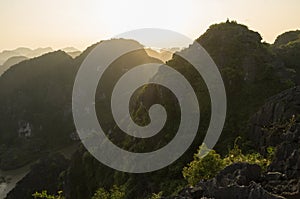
0, 0, 299, 51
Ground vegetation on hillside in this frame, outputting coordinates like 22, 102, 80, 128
182, 138, 274, 186
2, 21, 300, 199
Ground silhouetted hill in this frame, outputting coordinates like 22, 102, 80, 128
1, 22, 300, 199
162, 21, 294, 150
0, 39, 161, 172
272, 31, 300, 85
0, 56, 28, 75
273, 30, 300, 47
197, 21, 263, 72
63, 21, 298, 199
0, 50, 75, 170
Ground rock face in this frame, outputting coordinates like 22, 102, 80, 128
246, 86, 300, 198
5, 154, 69, 199
247, 86, 300, 153
166, 86, 300, 199
163, 163, 283, 199
261, 122, 300, 198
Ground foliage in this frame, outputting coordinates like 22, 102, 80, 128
182, 138, 274, 186
12, 21, 299, 199
92, 185, 125, 199
223, 137, 272, 171
182, 145, 225, 185
92, 188, 110, 199
148, 192, 163, 199
32, 190, 64, 199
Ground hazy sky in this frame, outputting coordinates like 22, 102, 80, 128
0, 0, 299, 51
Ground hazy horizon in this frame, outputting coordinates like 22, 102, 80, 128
1, 0, 299, 51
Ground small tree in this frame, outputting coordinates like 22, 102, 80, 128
92, 185, 125, 199
182, 145, 225, 186
182, 137, 274, 186
148, 191, 163, 199
32, 190, 64, 199
92, 188, 110, 199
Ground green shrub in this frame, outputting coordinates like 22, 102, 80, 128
92, 185, 125, 199
222, 137, 272, 170
32, 190, 64, 199
182, 145, 225, 186
182, 138, 273, 186
148, 192, 163, 199
92, 188, 110, 199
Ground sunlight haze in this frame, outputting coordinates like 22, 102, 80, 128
0, 0, 299, 50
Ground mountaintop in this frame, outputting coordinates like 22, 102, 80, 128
0, 21, 300, 199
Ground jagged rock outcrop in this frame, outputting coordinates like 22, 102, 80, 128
248, 86, 300, 198
261, 122, 300, 198
163, 163, 284, 199
247, 86, 300, 153
166, 86, 300, 199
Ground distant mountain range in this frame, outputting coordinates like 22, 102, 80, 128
0, 47, 83, 75
62, 47, 82, 58
145, 47, 181, 62
0, 46, 176, 76
0, 47, 53, 65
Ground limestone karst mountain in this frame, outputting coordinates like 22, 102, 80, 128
0, 56, 28, 75
1, 22, 300, 199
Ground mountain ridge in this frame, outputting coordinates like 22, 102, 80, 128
0, 21, 299, 199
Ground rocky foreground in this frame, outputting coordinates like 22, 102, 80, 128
163, 86, 300, 199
